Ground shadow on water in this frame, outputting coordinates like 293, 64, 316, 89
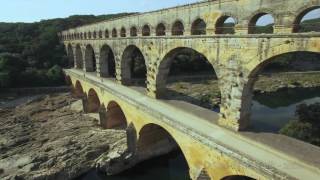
76, 151, 190, 180
250, 87, 320, 133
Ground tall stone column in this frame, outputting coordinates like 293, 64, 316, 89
94, 47, 101, 77
81, 46, 87, 72
184, 26, 191, 36
218, 58, 253, 131
147, 60, 169, 99
126, 123, 137, 154
82, 95, 89, 113
72, 46, 78, 69
115, 55, 123, 84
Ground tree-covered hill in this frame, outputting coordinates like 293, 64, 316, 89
0, 13, 132, 88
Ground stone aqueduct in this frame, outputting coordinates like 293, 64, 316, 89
61, 0, 320, 179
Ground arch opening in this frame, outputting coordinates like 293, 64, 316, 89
156, 23, 166, 36
105, 29, 109, 38
74, 81, 85, 98
293, 7, 320, 33
215, 16, 236, 34
221, 175, 256, 180
248, 13, 274, 34
130, 26, 138, 37
156, 47, 220, 112
120, 27, 126, 37
67, 44, 75, 68
137, 124, 190, 179
98, 30, 103, 38
100, 45, 116, 78
75, 44, 83, 69
172, 20, 184, 36
84, 45, 97, 72
112, 28, 117, 38
243, 51, 320, 147
86, 89, 101, 113
100, 101, 127, 129
142, 25, 151, 36
88, 32, 92, 39
191, 18, 206, 35
121, 45, 147, 87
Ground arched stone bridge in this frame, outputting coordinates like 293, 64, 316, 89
61, 0, 320, 179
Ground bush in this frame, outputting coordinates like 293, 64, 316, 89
280, 103, 320, 146
0, 72, 11, 88
279, 121, 313, 142
47, 65, 63, 84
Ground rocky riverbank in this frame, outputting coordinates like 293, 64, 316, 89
0, 93, 127, 180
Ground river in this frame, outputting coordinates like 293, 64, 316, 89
251, 87, 320, 132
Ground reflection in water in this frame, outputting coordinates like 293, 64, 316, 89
251, 88, 320, 132
76, 151, 190, 180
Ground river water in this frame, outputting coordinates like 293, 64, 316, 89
251, 87, 320, 132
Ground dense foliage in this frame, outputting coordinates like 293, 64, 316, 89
0, 13, 132, 88
280, 103, 320, 146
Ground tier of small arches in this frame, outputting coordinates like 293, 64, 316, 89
61, 6, 320, 41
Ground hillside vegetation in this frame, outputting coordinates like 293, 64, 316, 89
0, 13, 132, 88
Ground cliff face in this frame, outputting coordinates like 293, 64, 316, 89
0, 93, 127, 180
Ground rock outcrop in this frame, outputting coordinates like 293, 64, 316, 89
0, 93, 127, 180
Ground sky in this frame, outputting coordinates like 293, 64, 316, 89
0, 0, 319, 23
0, 0, 200, 23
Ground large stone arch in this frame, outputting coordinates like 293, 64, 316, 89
67, 44, 75, 68
74, 80, 85, 98
218, 39, 320, 130
84, 44, 97, 72
237, 50, 320, 130
136, 123, 190, 171
75, 44, 83, 69
154, 46, 219, 98
245, 39, 320, 72
86, 88, 101, 113
120, 45, 148, 86
100, 101, 128, 129
99, 44, 116, 77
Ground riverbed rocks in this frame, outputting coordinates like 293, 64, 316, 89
0, 93, 127, 180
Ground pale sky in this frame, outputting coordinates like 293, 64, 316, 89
0, 0, 319, 23
0, 0, 200, 22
